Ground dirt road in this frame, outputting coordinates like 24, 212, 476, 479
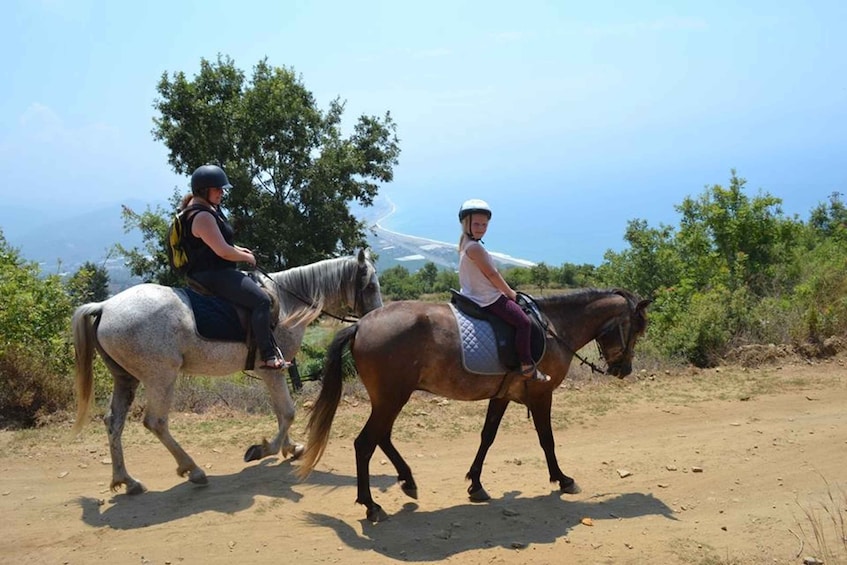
2, 359, 846, 564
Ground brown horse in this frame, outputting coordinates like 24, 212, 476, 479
298, 288, 651, 522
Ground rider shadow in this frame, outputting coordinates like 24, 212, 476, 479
75, 459, 396, 531
303, 490, 676, 561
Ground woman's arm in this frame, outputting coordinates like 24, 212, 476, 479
192, 212, 256, 265
465, 241, 517, 301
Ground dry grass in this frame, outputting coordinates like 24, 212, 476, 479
794, 476, 847, 565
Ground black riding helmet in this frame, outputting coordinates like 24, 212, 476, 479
190, 164, 233, 199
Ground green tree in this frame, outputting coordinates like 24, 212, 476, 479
0, 230, 75, 424
114, 204, 180, 285
556, 262, 598, 288
598, 219, 680, 298
530, 262, 551, 294
379, 265, 420, 300
807, 191, 847, 241
434, 269, 459, 293
0, 231, 73, 355
417, 262, 438, 293
503, 266, 531, 289
65, 261, 110, 306
147, 55, 400, 272
675, 170, 799, 295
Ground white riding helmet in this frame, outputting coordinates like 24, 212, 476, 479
458, 199, 492, 222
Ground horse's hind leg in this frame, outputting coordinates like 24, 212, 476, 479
465, 398, 510, 502
355, 401, 409, 523
141, 376, 207, 486
378, 433, 417, 499
244, 371, 302, 462
104, 372, 146, 494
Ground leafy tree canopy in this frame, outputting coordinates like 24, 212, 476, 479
124, 55, 401, 281
65, 261, 110, 306
0, 230, 73, 366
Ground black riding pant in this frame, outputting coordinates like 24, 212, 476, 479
190, 269, 276, 361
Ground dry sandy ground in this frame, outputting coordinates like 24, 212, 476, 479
2, 359, 846, 565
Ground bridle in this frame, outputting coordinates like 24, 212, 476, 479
524, 292, 637, 376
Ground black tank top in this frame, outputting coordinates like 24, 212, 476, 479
183, 206, 238, 274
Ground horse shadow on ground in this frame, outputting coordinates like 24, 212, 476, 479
75, 458, 395, 530
303, 490, 676, 562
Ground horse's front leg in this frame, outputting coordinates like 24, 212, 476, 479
528, 395, 580, 495
465, 398, 510, 502
244, 370, 303, 462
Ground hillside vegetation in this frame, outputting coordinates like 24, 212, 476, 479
379, 172, 847, 368
2, 171, 846, 427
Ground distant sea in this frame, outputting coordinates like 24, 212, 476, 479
363, 184, 630, 267
367, 163, 842, 268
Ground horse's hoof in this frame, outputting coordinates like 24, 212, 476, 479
367, 505, 390, 523
125, 481, 147, 495
284, 444, 305, 460
468, 487, 491, 502
188, 469, 208, 485
244, 444, 263, 462
400, 481, 418, 500
561, 480, 581, 495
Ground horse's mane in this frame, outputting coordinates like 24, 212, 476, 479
268, 256, 362, 326
535, 287, 640, 309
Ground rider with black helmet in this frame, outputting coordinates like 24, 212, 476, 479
178, 164, 290, 370
457, 199, 550, 383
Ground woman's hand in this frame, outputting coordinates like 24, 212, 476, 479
240, 248, 257, 267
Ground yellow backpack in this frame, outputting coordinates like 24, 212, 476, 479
166, 205, 205, 275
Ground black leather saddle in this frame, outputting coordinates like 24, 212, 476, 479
449, 290, 546, 369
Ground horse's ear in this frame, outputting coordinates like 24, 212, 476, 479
637, 299, 652, 311
357, 248, 367, 264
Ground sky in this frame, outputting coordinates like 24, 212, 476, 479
2, 0, 846, 265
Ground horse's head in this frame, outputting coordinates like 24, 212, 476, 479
594, 290, 651, 378
352, 248, 383, 316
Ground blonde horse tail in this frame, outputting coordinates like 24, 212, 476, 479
297, 323, 359, 479
71, 303, 102, 435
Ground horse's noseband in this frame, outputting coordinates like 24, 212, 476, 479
596, 317, 627, 358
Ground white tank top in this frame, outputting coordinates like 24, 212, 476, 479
459, 240, 502, 307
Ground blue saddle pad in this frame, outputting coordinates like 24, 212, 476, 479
182, 288, 246, 342
450, 304, 509, 375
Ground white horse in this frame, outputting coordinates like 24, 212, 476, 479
71, 250, 382, 494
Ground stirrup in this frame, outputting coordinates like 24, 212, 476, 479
259, 357, 292, 370
521, 363, 550, 383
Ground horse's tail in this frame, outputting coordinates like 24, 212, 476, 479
297, 323, 359, 479
71, 303, 103, 435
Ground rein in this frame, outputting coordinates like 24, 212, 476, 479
255, 265, 363, 324
520, 292, 626, 376
546, 324, 609, 375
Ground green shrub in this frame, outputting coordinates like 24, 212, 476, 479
0, 346, 74, 427
1, 231, 76, 426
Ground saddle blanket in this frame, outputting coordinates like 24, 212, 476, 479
449, 304, 510, 375
181, 288, 246, 342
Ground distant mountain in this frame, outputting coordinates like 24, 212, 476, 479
1, 200, 161, 271
1, 199, 535, 290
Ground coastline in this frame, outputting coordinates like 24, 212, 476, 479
366, 195, 536, 271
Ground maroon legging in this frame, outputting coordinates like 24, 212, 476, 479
483, 295, 532, 365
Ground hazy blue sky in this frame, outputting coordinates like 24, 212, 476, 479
2, 0, 845, 264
